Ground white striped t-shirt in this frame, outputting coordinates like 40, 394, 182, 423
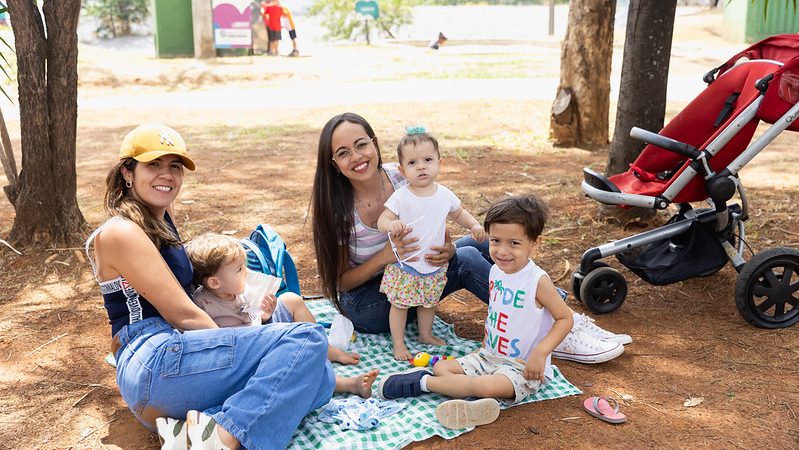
348, 163, 407, 268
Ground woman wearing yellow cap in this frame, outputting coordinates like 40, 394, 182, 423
86, 123, 335, 449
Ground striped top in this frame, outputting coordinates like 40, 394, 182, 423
348, 163, 407, 268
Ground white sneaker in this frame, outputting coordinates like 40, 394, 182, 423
553, 329, 624, 364
186, 410, 232, 450
156, 417, 188, 450
574, 313, 632, 345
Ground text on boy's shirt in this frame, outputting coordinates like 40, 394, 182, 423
484, 278, 526, 358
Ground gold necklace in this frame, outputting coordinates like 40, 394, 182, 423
355, 170, 387, 209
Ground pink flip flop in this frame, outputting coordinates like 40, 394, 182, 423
583, 396, 627, 424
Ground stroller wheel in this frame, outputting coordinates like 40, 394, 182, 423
571, 261, 609, 302
735, 247, 799, 328
579, 267, 627, 314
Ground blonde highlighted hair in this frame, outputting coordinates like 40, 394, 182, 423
104, 158, 183, 248
185, 233, 247, 285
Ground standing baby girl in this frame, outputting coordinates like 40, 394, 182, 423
377, 126, 486, 361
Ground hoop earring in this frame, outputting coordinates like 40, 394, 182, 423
125, 180, 132, 188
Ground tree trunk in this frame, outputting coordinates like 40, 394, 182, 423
550, 0, 615, 149
0, 107, 18, 205
601, 0, 677, 221
606, 0, 677, 177
7, 0, 86, 248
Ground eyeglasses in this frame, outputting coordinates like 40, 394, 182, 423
332, 137, 375, 163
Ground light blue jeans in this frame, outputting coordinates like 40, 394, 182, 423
340, 237, 493, 334
115, 316, 336, 450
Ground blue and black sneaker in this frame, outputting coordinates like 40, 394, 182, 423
377, 367, 433, 400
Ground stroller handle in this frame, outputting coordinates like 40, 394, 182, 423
630, 127, 702, 160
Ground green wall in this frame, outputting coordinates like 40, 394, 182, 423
153, 0, 195, 58
724, 0, 799, 43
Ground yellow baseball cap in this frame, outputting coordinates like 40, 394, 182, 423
119, 123, 196, 171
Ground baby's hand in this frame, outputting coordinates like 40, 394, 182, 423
470, 224, 486, 241
260, 294, 277, 322
388, 220, 406, 235
524, 352, 546, 383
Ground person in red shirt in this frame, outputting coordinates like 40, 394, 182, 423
261, 0, 300, 56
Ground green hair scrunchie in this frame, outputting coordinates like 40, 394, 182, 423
405, 125, 427, 135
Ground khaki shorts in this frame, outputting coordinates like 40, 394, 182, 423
457, 348, 542, 404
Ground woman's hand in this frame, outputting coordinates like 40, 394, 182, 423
389, 226, 420, 263
426, 229, 456, 267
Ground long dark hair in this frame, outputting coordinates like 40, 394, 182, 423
311, 113, 382, 312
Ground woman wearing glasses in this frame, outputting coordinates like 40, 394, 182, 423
311, 113, 492, 335
310, 113, 631, 365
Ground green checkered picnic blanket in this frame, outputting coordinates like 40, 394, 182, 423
287, 300, 581, 450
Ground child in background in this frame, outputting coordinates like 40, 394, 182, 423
186, 233, 378, 397
281, 5, 301, 57
377, 195, 574, 429
260, 0, 300, 56
429, 32, 448, 50
260, 0, 283, 56
376, 127, 486, 361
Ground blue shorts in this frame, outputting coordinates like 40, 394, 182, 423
265, 298, 294, 324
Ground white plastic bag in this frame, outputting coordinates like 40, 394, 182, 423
241, 269, 282, 323
328, 313, 354, 351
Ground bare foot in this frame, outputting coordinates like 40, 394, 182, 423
216, 425, 241, 449
339, 369, 380, 398
393, 342, 412, 361
418, 335, 446, 346
329, 345, 360, 365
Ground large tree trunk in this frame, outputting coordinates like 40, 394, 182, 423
606, 0, 677, 177
7, 0, 86, 248
550, 0, 615, 149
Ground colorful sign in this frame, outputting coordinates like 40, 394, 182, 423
212, 0, 253, 48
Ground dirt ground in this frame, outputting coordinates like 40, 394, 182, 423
1, 7, 798, 450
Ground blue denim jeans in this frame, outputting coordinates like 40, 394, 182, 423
339, 237, 493, 334
115, 317, 335, 450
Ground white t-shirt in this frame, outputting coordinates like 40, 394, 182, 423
383, 183, 461, 274
484, 259, 555, 380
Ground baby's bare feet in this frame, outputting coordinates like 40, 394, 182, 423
329, 345, 360, 365
418, 335, 446, 346
353, 369, 379, 398
393, 343, 412, 361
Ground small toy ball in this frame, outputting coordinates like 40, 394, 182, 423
411, 352, 431, 367
445, 355, 454, 361
430, 355, 441, 366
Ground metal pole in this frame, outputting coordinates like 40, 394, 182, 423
548, 0, 555, 36
365, 18, 370, 45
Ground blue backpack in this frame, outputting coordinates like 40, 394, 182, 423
240, 224, 301, 297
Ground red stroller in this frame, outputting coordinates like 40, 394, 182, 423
572, 35, 799, 329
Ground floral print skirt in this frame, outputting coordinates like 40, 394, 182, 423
379, 263, 448, 309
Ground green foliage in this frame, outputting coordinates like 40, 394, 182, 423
308, 0, 418, 41
82, 0, 149, 38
